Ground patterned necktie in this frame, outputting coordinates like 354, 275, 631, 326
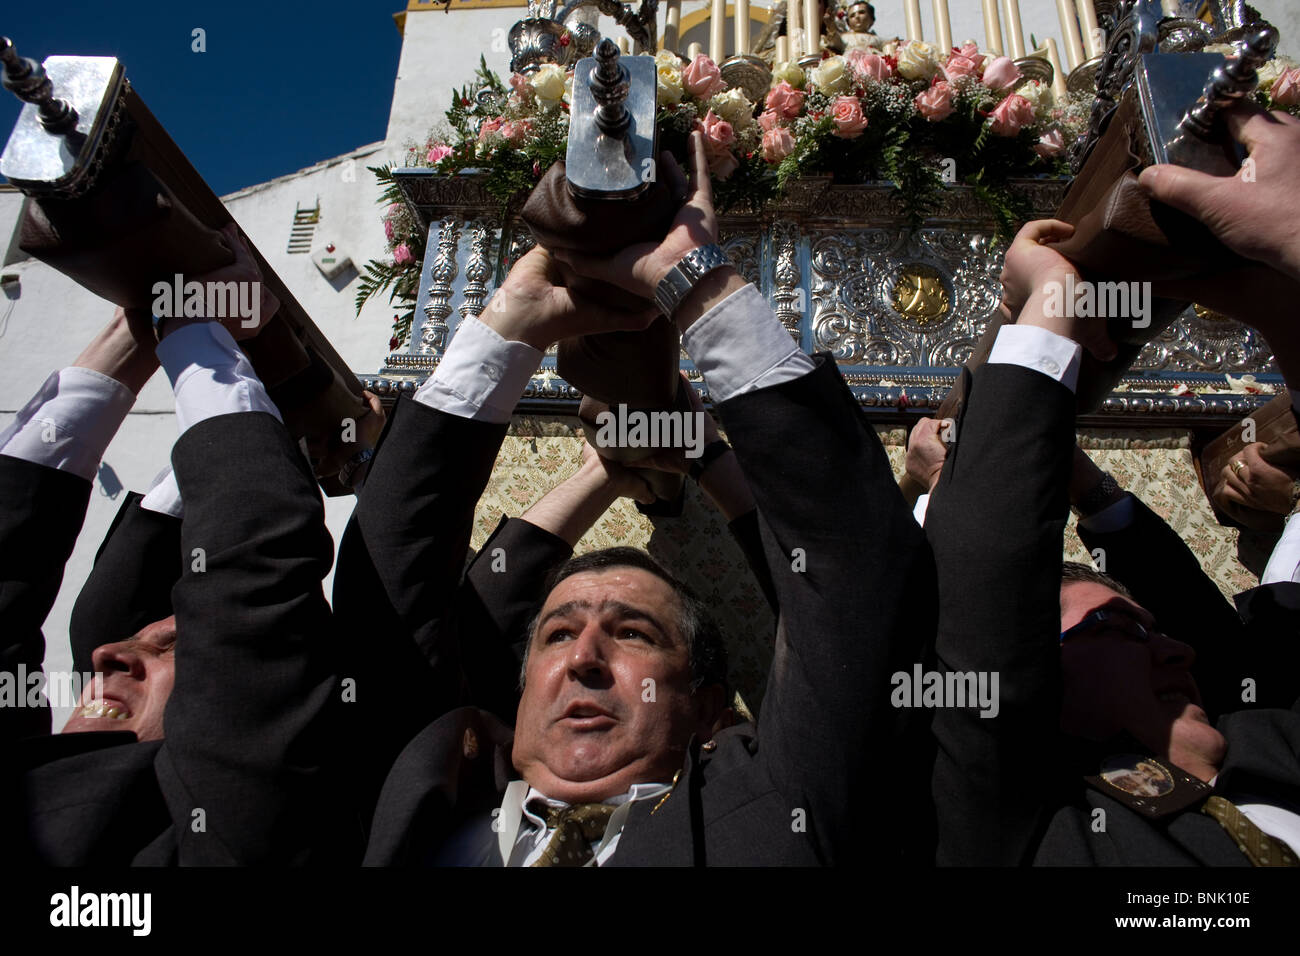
1201, 795, 1299, 867
529, 803, 616, 868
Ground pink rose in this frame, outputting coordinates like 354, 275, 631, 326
393, 243, 413, 266
982, 56, 1021, 91
988, 93, 1035, 136
1273, 67, 1300, 106
477, 116, 504, 142
758, 108, 782, 132
765, 81, 806, 120
696, 111, 739, 179
508, 72, 531, 96
943, 54, 980, 81
706, 145, 739, 179
954, 42, 985, 72
500, 119, 532, 145
683, 54, 727, 99
761, 126, 796, 163
915, 81, 955, 121
1034, 128, 1066, 158
426, 143, 454, 164
383, 219, 395, 241
831, 95, 868, 139
699, 109, 735, 148
846, 49, 893, 82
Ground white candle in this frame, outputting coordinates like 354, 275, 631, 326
687, 41, 704, 60
1044, 37, 1068, 98
711, 0, 726, 60
1078, 0, 1102, 58
1161, 0, 1179, 14
664, 0, 681, 52
1001, 0, 1026, 58
736, 0, 750, 54
787, 0, 803, 56
904, 0, 923, 42
982, 0, 1004, 55
933, 0, 952, 52
804, 0, 820, 55
618, 36, 630, 54
1056, 0, 1085, 71
776, 35, 790, 63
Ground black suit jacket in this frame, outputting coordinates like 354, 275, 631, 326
2, 413, 345, 864
926, 362, 1300, 866
354, 355, 937, 865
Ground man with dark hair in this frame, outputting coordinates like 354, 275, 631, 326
928, 98, 1300, 867
351, 133, 936, 866
1, 227, 354, 864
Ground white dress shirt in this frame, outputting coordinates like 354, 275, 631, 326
1, 322, 279, 517
414, 283, 817, 422
495, 780, 672, 867
0, 366, 136, 481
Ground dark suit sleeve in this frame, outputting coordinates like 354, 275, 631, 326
1074, 496, 1291, 714
0, 455, 91, 742
156, 411, 340, 864
331, 396, 509, 812
727, 508, 779, 614
925, 363, 1075, 866
714, 355, 937, 865
68, 492, 183, 676
457, 514, 574, 722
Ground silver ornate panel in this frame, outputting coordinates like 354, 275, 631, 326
374, 170, 1282, 422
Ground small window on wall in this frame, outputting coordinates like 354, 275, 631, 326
288, 200, 320, 254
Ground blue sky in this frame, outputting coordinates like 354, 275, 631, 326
1, 1, 404, 195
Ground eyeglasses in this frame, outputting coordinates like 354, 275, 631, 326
1059, 608, 1151, 644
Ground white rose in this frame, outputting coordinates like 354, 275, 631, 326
809, 55, 851, 95
658, 65, 685, 105
709, 87, 756, 130
655, 49, 683, 72
1017, 79, 1054, 113
897, 40, 940, 81
530, 63, 567, 106
771, 60, 806, 89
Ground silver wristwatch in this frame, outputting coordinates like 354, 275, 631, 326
654, 243, 731, 317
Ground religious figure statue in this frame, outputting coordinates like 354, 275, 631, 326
839, 1, 884, 52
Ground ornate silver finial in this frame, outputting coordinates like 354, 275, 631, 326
590, 39, 630, 139
1177, 25, 1277, 139
0, 37, 79, 134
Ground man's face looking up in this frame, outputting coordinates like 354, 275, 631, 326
511, 567, 723, 804
62, 615, 176, 742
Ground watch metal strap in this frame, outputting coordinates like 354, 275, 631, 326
654, 243, 730, 317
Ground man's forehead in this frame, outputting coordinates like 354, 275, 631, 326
1060, 581, 1151, 627
541, 568, 681, 625
132, 615, 178, 645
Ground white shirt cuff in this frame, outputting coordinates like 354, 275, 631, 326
140, 465, 184, 518
987, 325, 1083, 393
0, 366, 135, 481
913, 493, 931, 526
681, 284, 815, 404
155, 322, 281, 434
1078, 492, 1136, 534
413, 317, 542, 424
1261, 513, 1300, 586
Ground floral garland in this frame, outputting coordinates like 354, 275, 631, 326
361, 43, 1300, 351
